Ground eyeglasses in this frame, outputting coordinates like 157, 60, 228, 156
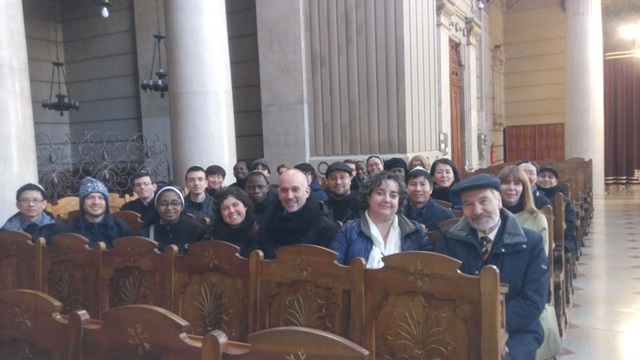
19, 198, 44, 205
157, 201, 182, 209
134, 181, 153, 188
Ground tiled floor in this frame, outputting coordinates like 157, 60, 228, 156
558, 192, 640, 360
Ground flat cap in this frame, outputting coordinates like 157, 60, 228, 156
325, 161, 352, 176
538, 166, 559, 179
451, 173, 500, 195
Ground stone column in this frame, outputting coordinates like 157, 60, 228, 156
255, 0, 310, 171
565, 0, 604, 194
0, 0, 37, 221
436, 0, 456, 158
164, 0, 236, 185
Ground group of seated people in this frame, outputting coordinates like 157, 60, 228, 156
1, 155, 578, 360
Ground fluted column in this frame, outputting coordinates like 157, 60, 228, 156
565, 0, 604, 194
0, 0, 37, 221
165, 0, 236, 184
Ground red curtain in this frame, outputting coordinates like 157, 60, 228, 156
604, 57, 640, 184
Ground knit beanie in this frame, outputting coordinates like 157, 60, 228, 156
250, 158, 271, 174
79, 177, 110, 214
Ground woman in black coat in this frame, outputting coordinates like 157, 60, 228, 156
140, 186, 205, 254
210, 186, 259, 258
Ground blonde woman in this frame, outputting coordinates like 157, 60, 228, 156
497, 166, 549, 255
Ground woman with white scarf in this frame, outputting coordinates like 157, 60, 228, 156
330, 171, 432, 268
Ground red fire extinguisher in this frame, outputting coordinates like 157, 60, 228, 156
490, 143, 496, 164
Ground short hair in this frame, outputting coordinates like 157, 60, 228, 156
246, 170, 270, 184
359, 171, 408, 215
405, 169, 434, 188
343, 159, 356, 166
429, 158, 461, 184
516, 160, 540, 174
213, 186, 254, 220
276, 163, 292, 173
205, 165, 227, 178
16, 183, 47, 201
497, 166, 538, 216
132, 171, 154, 183
293, 162, 316, 177
185, 165, 206, 180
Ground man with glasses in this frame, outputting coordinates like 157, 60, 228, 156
121, 171, 158, 221
324, 161, 362, 225
1, 183, 56, 238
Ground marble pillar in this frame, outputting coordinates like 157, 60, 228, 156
0, 0, 37, 221
164, 0, 236, 186
255, 0, 310, 171
565, 0, 604, 194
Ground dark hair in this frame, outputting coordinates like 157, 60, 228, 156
246, 170, 270, 184
16, 183, 47, 201
214, 186, 254, 220
429, 158, 461, 184
516, 160, 539, 174
405, 169, 434, 188
132, 171, 154, 183
205, 165, 227, 178
359, 171, 408, 215
293, 162, 316, 177
343, 159, 356, 166
185, 165, 206, 180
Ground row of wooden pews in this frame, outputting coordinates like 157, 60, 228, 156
463, 157, 594, 338
0, 230, 508, 359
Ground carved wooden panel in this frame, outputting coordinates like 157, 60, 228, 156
251, 245, 365, 343
0, 290, 72, 360
109, 267, 157, 307
42, 233, 103, 317
0, 231, 41, 292
173, 240, 251, 341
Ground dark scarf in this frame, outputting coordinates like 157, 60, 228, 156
255, 188, 277, 212
263, 196, 322, 246
212, 211, 257, 244
537, 185, 563, 198
503, 196, 525, 214
431, 186, 451, 202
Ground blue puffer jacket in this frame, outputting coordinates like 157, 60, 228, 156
436, 209, 549, 351
329, 213, 432, 266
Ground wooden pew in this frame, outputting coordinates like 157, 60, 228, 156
111, 210, 145, 235
70, 304, 218, 359
41, 233, 104, 318
363, 252, 508, 359
250, 245, 365, 344
0, 289, 82, 359
173, 240, 251, 341
100, 236, 176, 312
551, 193, 568, 336
0, 230, 43, 292
47, 196, 80, 221
210, 326, 370, 360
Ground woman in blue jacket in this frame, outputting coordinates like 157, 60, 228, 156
329, 171, 432, 268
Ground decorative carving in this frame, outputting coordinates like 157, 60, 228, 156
126, 247, 139, 263
279, 286, 330, 330
295, 256, 312, 279
112, 268, 152, 306
204, 250, 219, 269
285, 349, 308, 360
0, 264, 17, 291
14, 305, 33, 332
50, 261, 85, 313
127, 323, 151, 356
408, 264, 431, 287
491, 44, 506, 130
192, 279, 231, 335
384, 296, 454, 359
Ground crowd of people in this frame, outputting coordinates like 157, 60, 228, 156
1, 155, 578, 359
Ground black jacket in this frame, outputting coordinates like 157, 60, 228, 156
140, 215, 205, 254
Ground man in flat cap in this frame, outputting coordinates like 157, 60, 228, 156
435, 173, 549, 360
323, 161, 362, 225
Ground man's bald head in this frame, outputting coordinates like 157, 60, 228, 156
278, 169, 310, 212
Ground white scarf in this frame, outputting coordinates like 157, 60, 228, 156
365, 212, 401, 269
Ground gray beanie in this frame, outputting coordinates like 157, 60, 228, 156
79, 177, 110, 213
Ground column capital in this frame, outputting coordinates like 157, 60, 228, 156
465, 17, 482, 46
436, 0, 456, 27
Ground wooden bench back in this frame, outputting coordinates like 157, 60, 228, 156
0, 231, 43, 292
